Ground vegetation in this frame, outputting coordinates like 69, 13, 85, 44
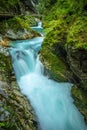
0, 0, 87, 127
67, 16, 87, 50
42, 0, 87, 50
0, 16, 30, 34
72, 85, 87, 123
41, 0, 87, 123
41, 45, 67, 81
0, 53, 12, 83
43, 20, 67, 46
0, 0, 20, 13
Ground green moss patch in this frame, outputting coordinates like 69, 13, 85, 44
72, 85, 87, 123
0, 52, 12, 83
41, 19, 68, 81
0, 16, 30, 34
67, 16, 87, 50
41, 45, 67, 81
44, 19, 67, 46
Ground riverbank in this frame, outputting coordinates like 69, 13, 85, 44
40, 0, 87, 123
0, 45, 39, 130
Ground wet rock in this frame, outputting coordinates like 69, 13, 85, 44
67, 46, 87, 89
72, 85, 87, 123
0, 80, 38, 130
0, 49, 38, 130
5, 29, 41, 41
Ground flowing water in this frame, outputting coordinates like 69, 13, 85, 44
10, 24, 87, 130
31, 22, 43, 35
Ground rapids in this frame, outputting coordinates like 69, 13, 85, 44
9, 23, 87, 130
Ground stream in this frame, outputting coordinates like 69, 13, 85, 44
9, 23, 87, 130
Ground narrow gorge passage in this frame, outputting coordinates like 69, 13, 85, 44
9, 24, 87, 130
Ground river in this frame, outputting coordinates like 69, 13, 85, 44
9, 23, 87, 130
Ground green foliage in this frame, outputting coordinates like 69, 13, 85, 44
43, 0, 87, 50
44, 0, 87, 22
41, 0, 87, 83
0, 16, 31, 33
43, 19, 67, 46
67, 16, 87, 50
41, 45, 67, 81
0, 0, 20, 13
0, 122, 15, 129
22, 15, 36, 26
41, 20, 67, 81
0, 53, 12, 83
12, 16, 30, 30
72, 85, 87, 123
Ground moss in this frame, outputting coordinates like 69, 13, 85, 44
0, 16, 31, 34
72, 85, 87, 123
0, 16, 41, 39
0, 0, 20, 14
44, 19, 67, 46
67, 16, 87, 50
0, 53, 12, 83
41, 44, 67, 81
22, 15, 37, 26
40, 19, 68, 81
44, 0, 87, 22
41, 0, 87, 124
0, 83, 37, 130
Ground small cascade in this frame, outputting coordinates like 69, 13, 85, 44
10, 24, 87, 130
38, 22, 42, 28
35, 55, 44, 75
31, 22, 43, 35
10, 47, 36, 80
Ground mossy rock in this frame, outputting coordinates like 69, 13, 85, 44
67, 16, 87, 50
41, 19, 68, 82
0, 52, 12, 83
72, 85, 87, 123
0, 81, 37, 130
0, 16, 30, 34
0, 47, 37, 130
0, 16, 41, 40
43, 19, 67, 46
41, 44, 67, 82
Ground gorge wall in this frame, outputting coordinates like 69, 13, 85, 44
0, 0, 40, 129
41, 0, 87, 123
0, 0, 87, 129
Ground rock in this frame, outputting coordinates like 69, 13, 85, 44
0, 0, 37, 19
72, 85, 87, 123
41, 18, 87, 124
0, 49, 38, 130
5, 29, 41, 40
0, 37, 10, 47
67, 46, 87, 89
40, 44, 68, 82
0, 81, 38, 130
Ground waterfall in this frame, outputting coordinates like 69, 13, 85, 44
10, 25, 87, 130
38, 22, 42, 28
31, 22, 43, 35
